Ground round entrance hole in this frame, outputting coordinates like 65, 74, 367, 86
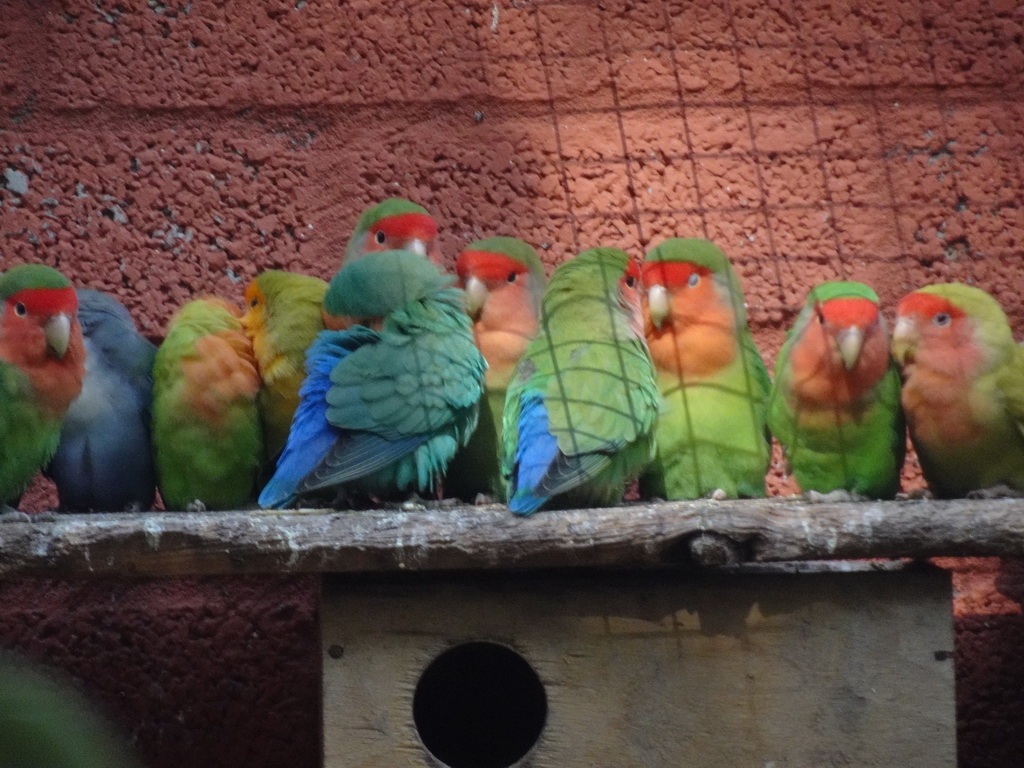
412, 641, 547, 768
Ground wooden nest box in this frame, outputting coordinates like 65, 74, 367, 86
7, 497, 1014, 767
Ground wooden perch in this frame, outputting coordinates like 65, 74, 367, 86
0, 498, 1022, 578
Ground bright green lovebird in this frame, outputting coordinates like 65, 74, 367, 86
259, 249, 486, 508
152, 298, 264, 510
768, 281, 904, 499
502, 247, 659, 515
892, 283, 1024, 498
241, 270, 328, 463
0, 264, 86, 515
639, 238, 771, 500
0, 653, 141, 768
445, 237, 546, 502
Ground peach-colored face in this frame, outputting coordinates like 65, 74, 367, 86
788, 295, 890, 406
892, 291, 974, 371
641, 260, 715, 330
641, 260, 737, 377
0, 286, 79, 365
0, 285, 84, 414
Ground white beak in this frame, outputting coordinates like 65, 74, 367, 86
463, 276, 488, 318
45, 312, 72, 359
647, 284, 670, 329
835, 326, 864, 371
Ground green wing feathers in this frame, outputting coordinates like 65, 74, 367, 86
152, 299, 264, 510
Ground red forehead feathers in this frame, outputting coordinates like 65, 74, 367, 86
818, 296, 879, 327
624, 260, 641, 282
6, 286, 78, 317
641, 260, 712, 287
456, 250, 530, 282
897, 291, 967, 321
374, 212, 437, 241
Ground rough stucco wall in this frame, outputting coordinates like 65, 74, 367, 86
1, 0, 1023, 766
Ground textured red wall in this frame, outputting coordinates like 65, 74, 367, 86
2, 0, 1024, 766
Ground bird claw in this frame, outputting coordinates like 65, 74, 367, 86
804, 489, 869, 503
473, 493, 497, 506
896, 487, 934, 501
966, 484, 1024, 500
0, 506, 31, 523
185, 499, 208, 513
708, 488, 729, 501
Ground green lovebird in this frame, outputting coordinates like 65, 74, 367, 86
502, 247, 659, 515
240, 270, 328, 463
0, 264, 86, 515
892, 282, 1024, 498
445, 237, 547, 503
768, 281, 905, 499
0, 653, 141, 768
639, 238, 771, 500
258, 249, 486, 508
342, 198, 440, 267
152, 298, 264, 510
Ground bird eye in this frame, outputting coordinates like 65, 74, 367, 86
624, 275, 637, 288
933, 312, 951, 327
507, 272, 518, 283
687, 273, 700, 287
249, 297, 259, 308
13, 302, 26, 317
375, 230, 386, 245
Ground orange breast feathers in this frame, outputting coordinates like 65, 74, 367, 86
180, 328, 261, 427
0, 286, 86, 416
642, 261, 738, 379
788, 297, 891, 408
457, 250, 541, 384
893, 292, 988, 444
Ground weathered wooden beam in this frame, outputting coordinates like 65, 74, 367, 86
0, 498, 1021, 578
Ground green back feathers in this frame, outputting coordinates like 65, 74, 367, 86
253, 270, 328, 310
353, 198, 430, 234
502, 247, 658, 510
544, 247, 631, 307
251, 270, 328, 355
161, 297, 242, 343
325, 249, 453, 319
0, 264, 72, 299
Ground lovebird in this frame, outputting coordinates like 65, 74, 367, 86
502, 247, 659, 515
0, 264, 85, 515
638, 238, 771, 500
892, 282, 1024, 498
445, 237, 547, 502
259, 249, 486, 508
46, 289, 158, 512
0, 653, 141, 768
343, 198, 439, 266
152, 298, 264, 510
241, 270, 328, 462
768, 281, 904, 499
